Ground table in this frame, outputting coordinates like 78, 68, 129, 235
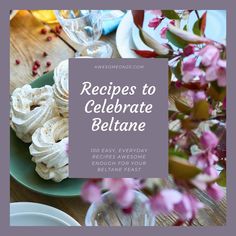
10, 10, 226, 226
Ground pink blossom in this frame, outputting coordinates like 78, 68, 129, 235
207, 183, 224, 201
218, 59, 226, 68
204, 166, 219, 179
103, 178, 136, 193
194, 91, 206, 102
189, 151, 218, 169
182, 68, 205, 83
181, 90, 194, 107
206, 59, 226, 87
160, 26, 168, 38
115, 186, 135, 208
149, 189, 182, 214
148, 10, 162, 16
103, 178, 137, 208
160, 20, 175, 38
182, 57, 197, 72
81, 181, 101, 203
200, 131, 219, 150
199, 45, 220, 67
183, 44, 195, 57
181, 90, 206, 107
174, 193, 204, 221
148, 17, 162, 29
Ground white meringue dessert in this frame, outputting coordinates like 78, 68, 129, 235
29, 117, 69, 182
35, 163, 68, 183
10, 84, 58, 143
53, 60, 69, 117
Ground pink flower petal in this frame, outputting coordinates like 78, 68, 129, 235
200, 131, 219, 150
148, 17, 162, 29
160, 26, 168, 38
81, 181, 101, 203
183, 44, 195, 57
182, 68, 205, 83
174, 193, 204, 221
149, 189, 182, 214
148, 10, 162, 16
207, 183, 224, 201
199, 45, 220, 67
182, 57, 197, 72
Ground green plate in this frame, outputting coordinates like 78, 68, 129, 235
10, 71, 85, 197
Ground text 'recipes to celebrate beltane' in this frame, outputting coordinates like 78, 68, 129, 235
80, 81, 158, 132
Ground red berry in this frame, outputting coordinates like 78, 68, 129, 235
15, 59, 20, 65
46, 36, 52, 41
40, 28, 47, 35
34, 60, 40, 67
59, 25, 62, 30
32, 65, 38, 71
55, 25, 62, 34
42, 51, 48, 57
46, 61, 51, 67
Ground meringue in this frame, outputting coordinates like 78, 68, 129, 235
10, 84, 58, 143
29, 116, 69, 182
35, 163, 68, 183
53, 60, 69, 117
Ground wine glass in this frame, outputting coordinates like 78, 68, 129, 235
85, 191, 155, 226
54, 10, 113, 58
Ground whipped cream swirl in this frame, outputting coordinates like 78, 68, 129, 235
35, 163, 68, 183
53, 60, 69, 117
10, 84, 58, 143
29, 116, 69, 182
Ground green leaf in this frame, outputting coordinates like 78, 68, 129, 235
162, 10, 180, 19
211, 81, 225, 93
169, 157, 202, 179
210, 123, 219, 132
181, 118, 199, 130
217, 169, 226, 187
193, 20, 201, 36
183, 24, 188, 31
166, 30, 189, 48
193, 11, 207, 36
169, 130, 181, 139
192, 100, 210, 120
169, 148, 188, 160
207, 81, 226, 102
175, 99, 191, 115
171, 60, 182, 80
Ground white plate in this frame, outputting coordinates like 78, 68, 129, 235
132, 10, 226, 51
132, 11, 168, 51
10, 202, 81, 226
10, 212, 69, 226
116, 11, 139, 58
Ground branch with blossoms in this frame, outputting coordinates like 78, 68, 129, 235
79, 10, 226, 226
